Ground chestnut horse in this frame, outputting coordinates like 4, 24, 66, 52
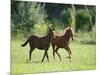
51, 27, 74, 61
21, 28, 55, 62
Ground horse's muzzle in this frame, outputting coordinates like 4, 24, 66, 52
72, 38, 74, 40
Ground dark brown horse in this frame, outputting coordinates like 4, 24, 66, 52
21, 28, 55, 62
51, 27, 74, 61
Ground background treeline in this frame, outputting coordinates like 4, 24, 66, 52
11, 1, 96, 39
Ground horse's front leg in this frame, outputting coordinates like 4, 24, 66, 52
55, 47, 61, 61
64, 46, 72, 60
46, 51, 49, 62
26, 48, 34, 62
41, 50, 47, 62
51, 44, 56, 60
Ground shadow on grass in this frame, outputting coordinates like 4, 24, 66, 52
81, 40, 96, 45
14, 59, 46, 64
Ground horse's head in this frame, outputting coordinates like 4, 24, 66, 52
65, 27, 74, 40
48, 27, 55, 39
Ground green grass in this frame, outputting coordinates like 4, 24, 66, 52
11, 37, 96, 74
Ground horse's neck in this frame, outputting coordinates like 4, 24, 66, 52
63, 33, 70, 42
46, 33, 51, 41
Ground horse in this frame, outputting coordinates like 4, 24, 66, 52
51, 27, 74, 61
21, 28, 55, 62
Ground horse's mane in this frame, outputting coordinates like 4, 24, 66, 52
64, 27, 74, 35
53, 27, 74, 37
64, 27, 69, 34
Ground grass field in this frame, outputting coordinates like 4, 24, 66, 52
11, 34, 96, 74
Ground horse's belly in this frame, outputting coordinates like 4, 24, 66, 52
36, 44, 50, 50
37, 47, 44, 50
56, 42, 67, 48
57, 45, 65, 48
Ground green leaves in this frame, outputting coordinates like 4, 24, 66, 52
11, 1, 47, 36
11, 1, 96, 37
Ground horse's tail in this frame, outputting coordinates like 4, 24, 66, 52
21, 38, 29, 47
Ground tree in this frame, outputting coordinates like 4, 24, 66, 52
11, 1, 47, 36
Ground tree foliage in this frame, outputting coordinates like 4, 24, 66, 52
11, 1, 47, 36
11, 1, 96, 37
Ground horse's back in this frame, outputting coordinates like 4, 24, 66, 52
28, 35, 50, 50
51, 34, 69, 48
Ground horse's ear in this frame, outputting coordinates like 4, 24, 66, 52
52, 27, 55, 31
68, 26, 72, 30
67, 26, 70, 30
51, 25, 55, 30
67, 25, 71, 28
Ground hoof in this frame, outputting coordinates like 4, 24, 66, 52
41, 60, 44, 62
69, 59, 72, 62
26, 59, 31, 63
26, 59, 30, 61
66, 57, 72, 62
66, 56, 71, 59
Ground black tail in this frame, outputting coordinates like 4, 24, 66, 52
21, 39, 29, 47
